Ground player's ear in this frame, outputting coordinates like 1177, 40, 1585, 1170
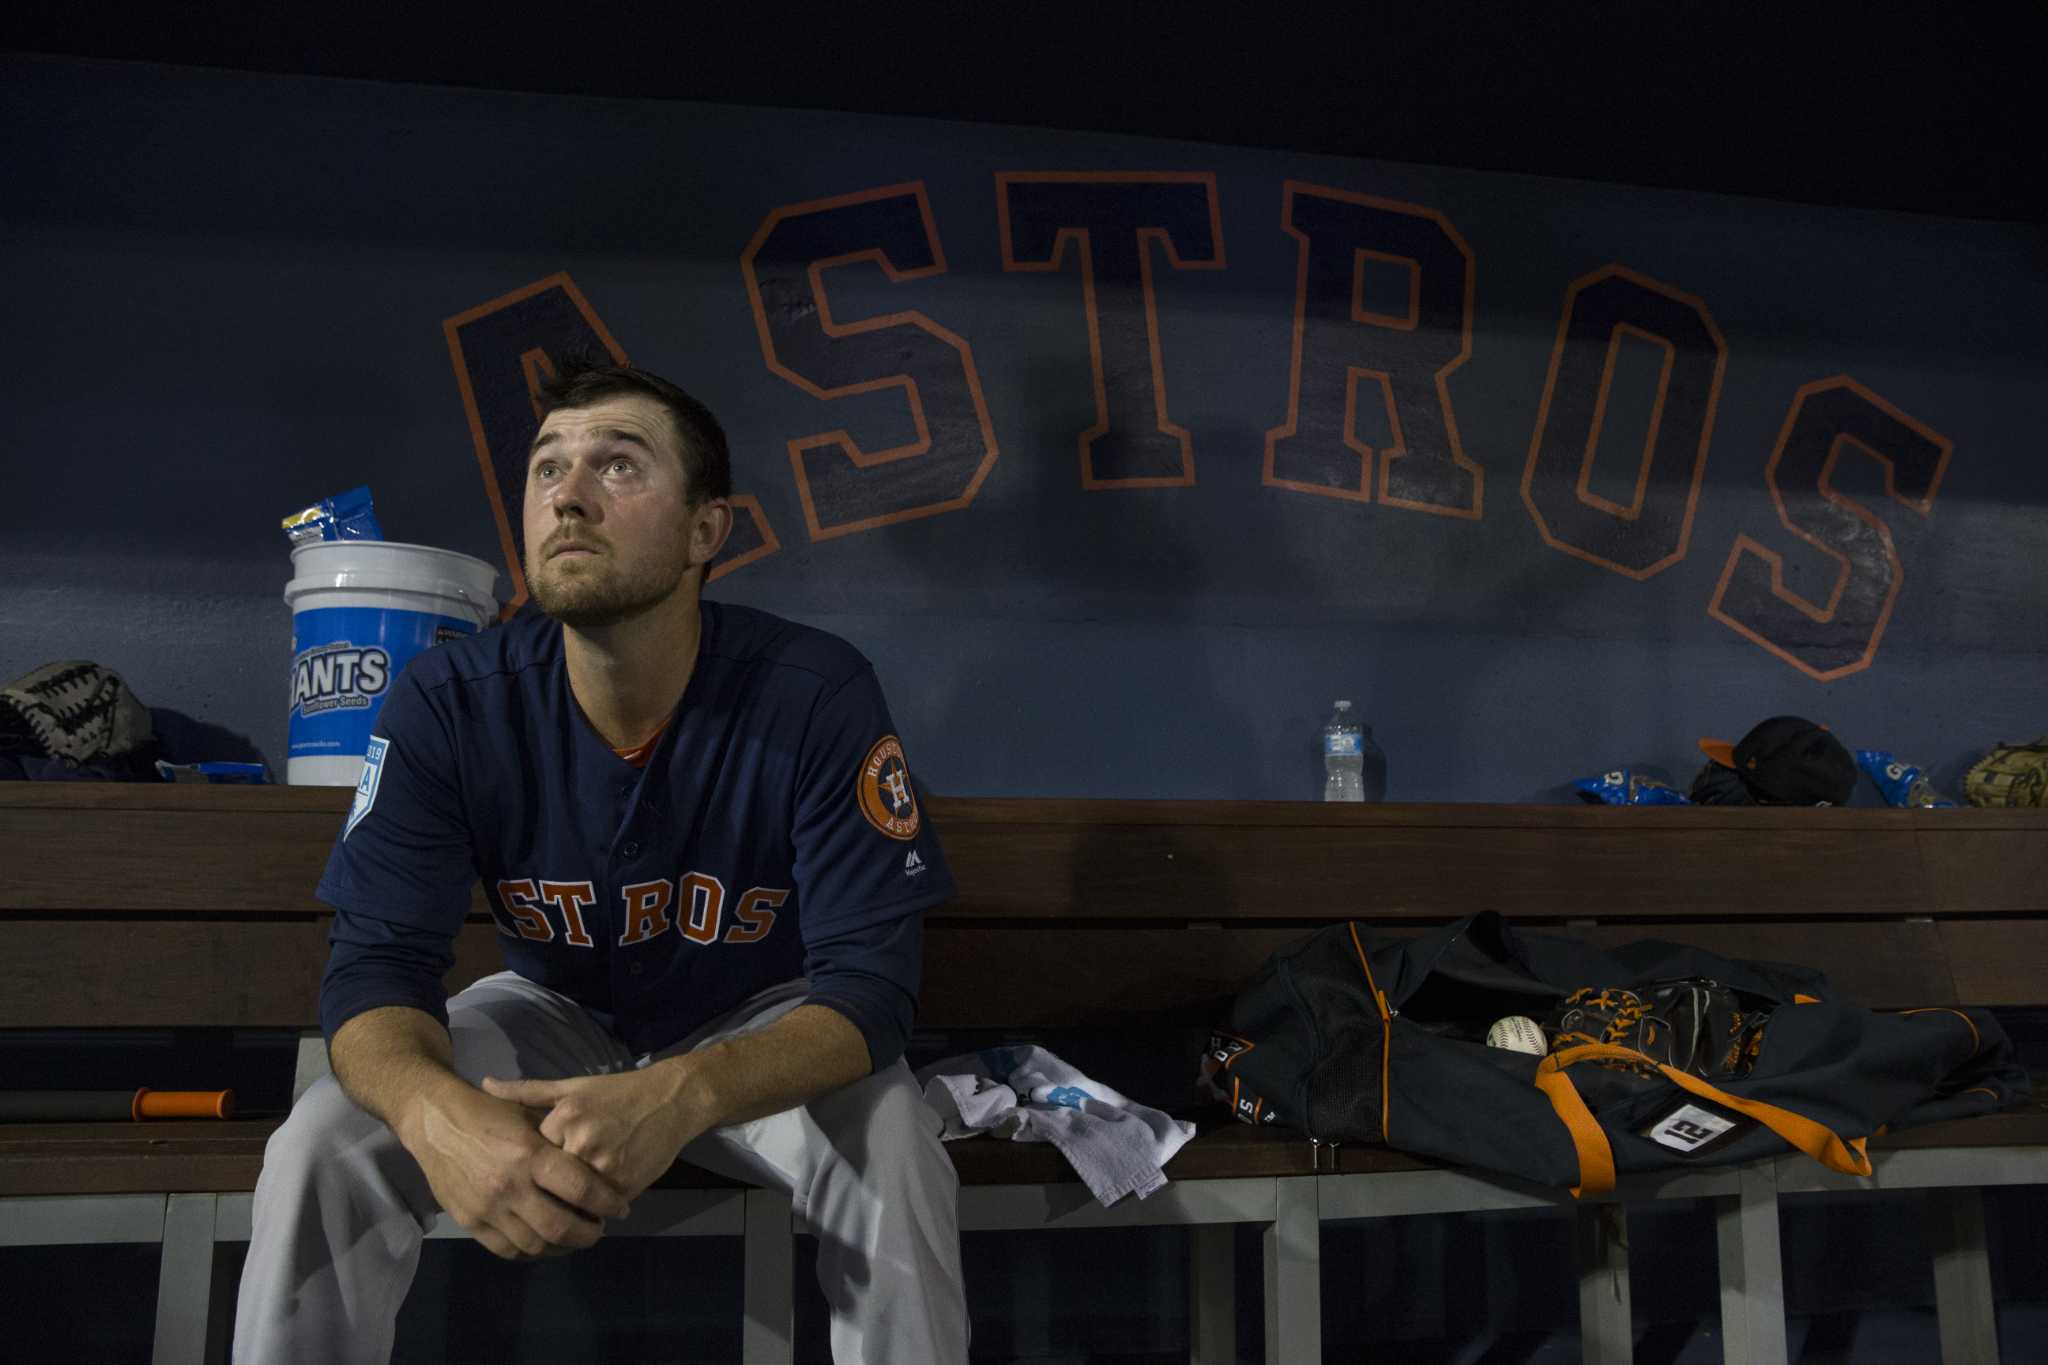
688, 498, 733, 575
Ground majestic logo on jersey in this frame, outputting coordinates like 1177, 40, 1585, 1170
290, 642, 391, 718
344, 736, 389, 841
857, 734, 921, 841
904, 848, 927, 877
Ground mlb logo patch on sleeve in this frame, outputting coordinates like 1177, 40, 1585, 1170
344, 736, 390, 841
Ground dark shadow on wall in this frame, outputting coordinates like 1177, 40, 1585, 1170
152, 707, 269, 769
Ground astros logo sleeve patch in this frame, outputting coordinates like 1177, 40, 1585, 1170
857, 735, 921, 840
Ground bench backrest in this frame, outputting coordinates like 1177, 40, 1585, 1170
3, 786, 2044, 1030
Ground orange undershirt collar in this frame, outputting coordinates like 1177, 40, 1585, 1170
611, 717, 672, 769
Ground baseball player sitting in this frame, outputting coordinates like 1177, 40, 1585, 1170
235, 360, 966, 1363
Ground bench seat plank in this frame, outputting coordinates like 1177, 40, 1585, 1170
6, 790, 2040, 924
1939, 920, 2048, 1009
1, 916, 1978, 1031
0, 1118, 1328, 1198
9, 1100, 2045, 1201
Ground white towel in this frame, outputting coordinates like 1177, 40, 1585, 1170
916, 1045, 1197, 1206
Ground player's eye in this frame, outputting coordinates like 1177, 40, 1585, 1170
608, 458, 636, 476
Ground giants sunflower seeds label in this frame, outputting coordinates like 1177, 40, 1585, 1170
288, 607, 476, 761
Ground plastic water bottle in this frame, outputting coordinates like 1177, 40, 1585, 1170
1323, 701, 1365, 801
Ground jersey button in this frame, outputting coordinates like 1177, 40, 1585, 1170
621, 841, 640, 859
629, 961, 644, 976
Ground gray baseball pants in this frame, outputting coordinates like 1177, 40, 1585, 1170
232, 972, 966, 1364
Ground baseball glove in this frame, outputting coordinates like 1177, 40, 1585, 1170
1545, 978, 1770, 1080
1964, 739, 2048, 808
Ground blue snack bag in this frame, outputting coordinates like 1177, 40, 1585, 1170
281, 486, 384, 546
1575, 768, 1692, 806
1855, 749, 1956, 808
155, 760, 272, 784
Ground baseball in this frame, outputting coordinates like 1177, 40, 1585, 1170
1487, 1015, 1547, 1055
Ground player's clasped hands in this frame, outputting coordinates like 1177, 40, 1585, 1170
482, 1061, 704, 1207
406, 1083, 632, 1262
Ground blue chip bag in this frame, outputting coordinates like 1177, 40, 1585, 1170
155, 760, 273, 784
1575, 768, 1692, 806
1855, 749, 1956, 808
281, 485, 384, 546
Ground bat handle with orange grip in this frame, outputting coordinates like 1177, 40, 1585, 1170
131, 1089, 236, 1119
0, 1090, 236, 1121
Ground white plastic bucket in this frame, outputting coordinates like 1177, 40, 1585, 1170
283, 541, 499, 785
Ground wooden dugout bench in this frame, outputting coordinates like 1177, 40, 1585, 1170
1, 784, 2045, 1365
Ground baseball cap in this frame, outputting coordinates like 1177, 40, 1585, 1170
1696, 716, 1857, 806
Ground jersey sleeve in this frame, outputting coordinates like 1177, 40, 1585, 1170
802, 911, 922, 1071
314, 666, 478, 1040
789, 666, 954, 942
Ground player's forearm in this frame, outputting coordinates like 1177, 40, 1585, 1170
653, 1003, 872, 1133
328, 1005, 475, 1147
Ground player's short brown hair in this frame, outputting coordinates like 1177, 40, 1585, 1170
535, 357, 733, 505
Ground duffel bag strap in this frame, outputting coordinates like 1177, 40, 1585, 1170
1533, 1060, 1616, 1197
1536, 1042, 1873, 1198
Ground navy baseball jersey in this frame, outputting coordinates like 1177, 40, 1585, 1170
315, 600, 954, 1065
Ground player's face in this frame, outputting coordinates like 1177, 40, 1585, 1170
522, 395, 719, 629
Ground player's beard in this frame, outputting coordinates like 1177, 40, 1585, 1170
526, 540, 692, 630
